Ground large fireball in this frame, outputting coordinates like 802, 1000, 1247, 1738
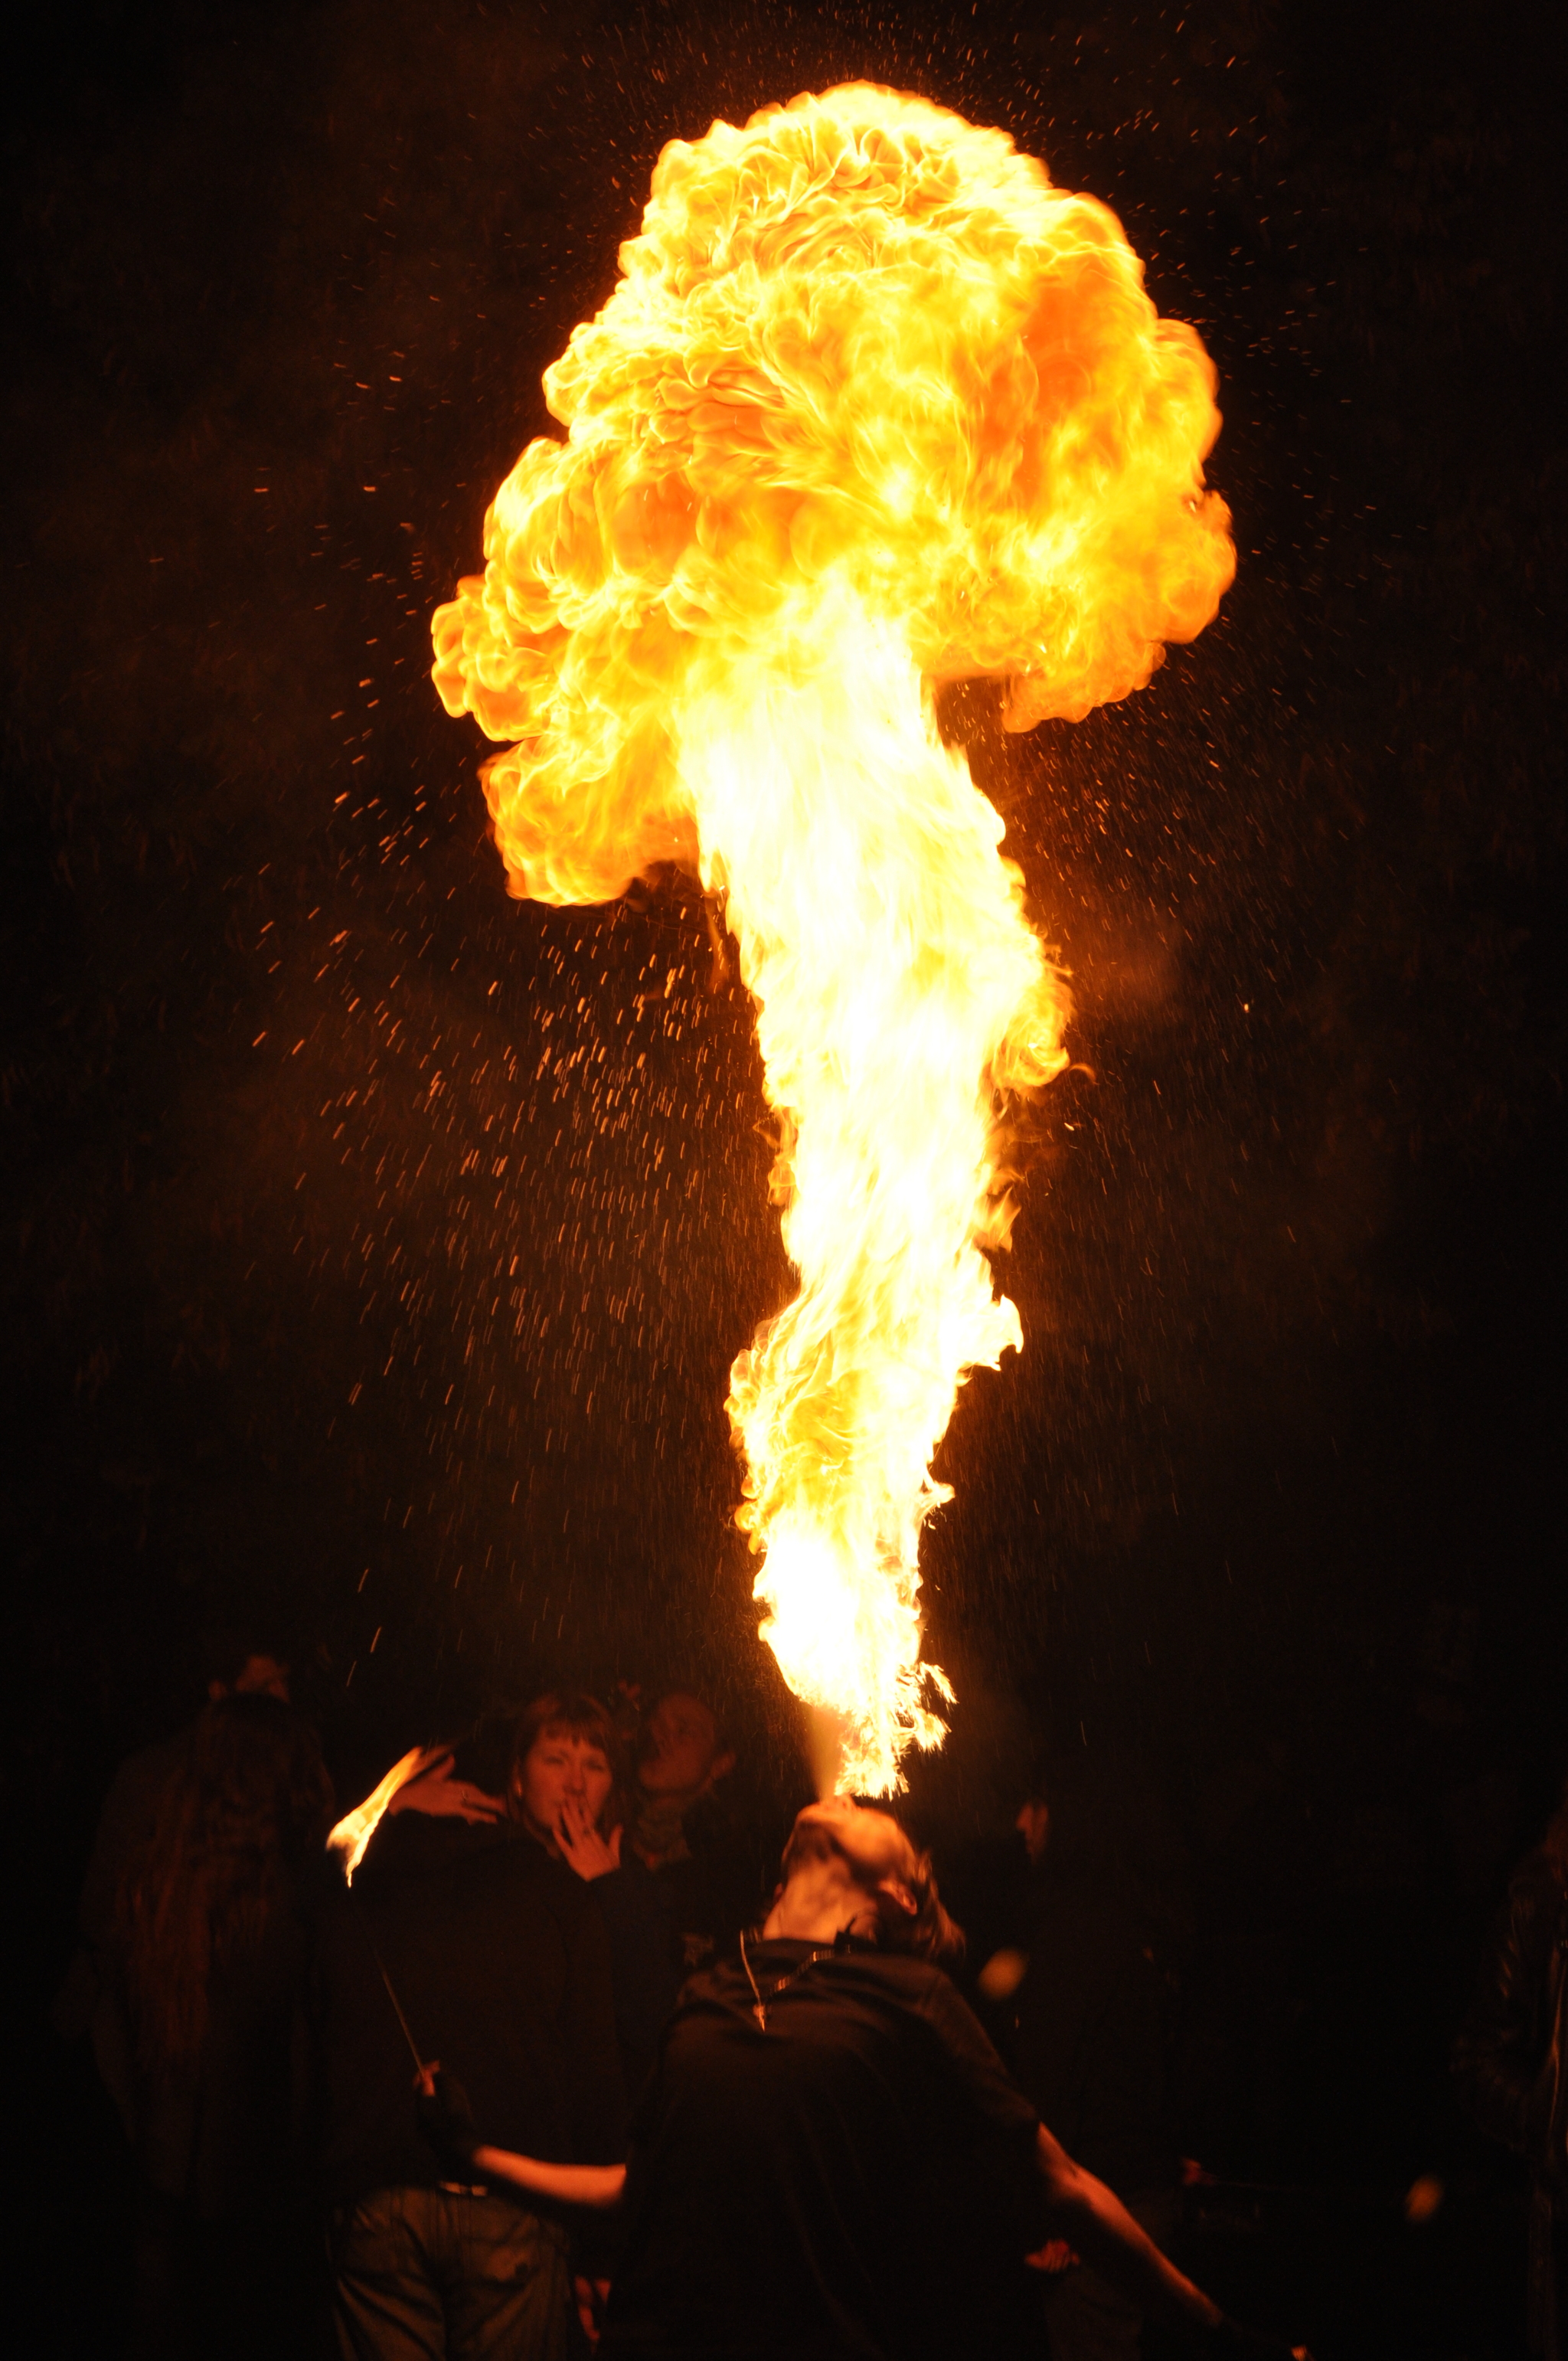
433, 84, 1233, 1791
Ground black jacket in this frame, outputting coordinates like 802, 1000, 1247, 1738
309, 1813, 626, 2209
600, 1941, 1040, 2361
1454, 1849, 1568, 2356
590, 1855, 681, 2104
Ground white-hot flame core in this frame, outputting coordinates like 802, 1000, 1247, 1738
682, 599, 1067, 1791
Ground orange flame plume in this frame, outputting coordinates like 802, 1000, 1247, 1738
433, 85, 1233, 1794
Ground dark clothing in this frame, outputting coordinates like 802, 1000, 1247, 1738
636, 1792, 772, 1977
1008, 1877, 1175, 2203
309, 1813, 626, 2211
80, 1734, 192, 1954
59, 1732, 192, 2140
653, 1848, 733, 1977
71, 1725, 326, 2354
599, 1939, 1041, 2361
589, 1856, 681, 2102
1454, 1848, 1568, 2356
136, 1888, 314, 2214
330, 2186, 572, 2361
71, 1731, 313, 2215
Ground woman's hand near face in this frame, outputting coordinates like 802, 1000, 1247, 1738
557, 1795, 623, 1881
388, 1750, 505, 1824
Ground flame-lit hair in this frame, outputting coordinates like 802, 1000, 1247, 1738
115, 1695, 333, 2069
778, 1813, 964, 1964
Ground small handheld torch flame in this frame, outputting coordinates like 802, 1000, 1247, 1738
433, 86, 1233, 1794
327, 1745, 426, 1883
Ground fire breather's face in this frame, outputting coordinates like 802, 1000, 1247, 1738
791, 1794, 918, 1893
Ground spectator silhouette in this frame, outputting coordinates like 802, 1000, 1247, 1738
1455, 1773, 1568, 2360
311, 1707, 625, 2361
109, 1692, 333, 2357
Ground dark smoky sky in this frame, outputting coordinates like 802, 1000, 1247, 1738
3, 0, 1563, 1843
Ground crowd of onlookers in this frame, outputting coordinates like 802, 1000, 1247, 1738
52, 1628, 1568, 2361
59, 1641, 753, 2356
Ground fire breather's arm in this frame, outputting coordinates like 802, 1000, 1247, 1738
1034, 2121, 1221, 2330
417, 2067, 626, 2211
472, 2147, 627, 2211
1033, 2126, 1310, 2357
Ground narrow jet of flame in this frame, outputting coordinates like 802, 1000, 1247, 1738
433, 85, 1233, 1793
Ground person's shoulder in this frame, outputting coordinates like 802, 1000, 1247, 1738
831, 1947, 956, 2008
845, 1954, 1029, 2088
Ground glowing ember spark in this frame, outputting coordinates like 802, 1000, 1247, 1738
433, 85, 1233, 1793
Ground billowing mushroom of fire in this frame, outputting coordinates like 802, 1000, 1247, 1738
433, 84, 1234, 1795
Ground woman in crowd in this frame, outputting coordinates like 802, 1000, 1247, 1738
112, 1692, 334, 2357
388, 1692, 681, 2101
315, 1704, 622, 2361
509, 1692, 682, 2100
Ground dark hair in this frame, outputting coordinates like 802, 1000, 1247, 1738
890, 1836, 965, 1964
116, 1695, 333, 2068
511, 1692, 626, 1833
198, 1622, 289, 1692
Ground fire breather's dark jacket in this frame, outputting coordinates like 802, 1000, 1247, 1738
1453, 1848, 1568, 2356
307, 1813, 626, 2209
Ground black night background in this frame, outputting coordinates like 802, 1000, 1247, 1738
3, 2, 1562, 2352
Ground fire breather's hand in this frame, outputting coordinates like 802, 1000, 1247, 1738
557, 1798, 622, 1882
1024, 2238, 1080, 2274
389, 1751, 504, 1824
415, 2068, 482, 2175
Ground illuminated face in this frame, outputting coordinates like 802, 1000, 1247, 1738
513, 1726, 615, 1841
789, 1794, 920, 1924
639, 1692, 721, 1798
